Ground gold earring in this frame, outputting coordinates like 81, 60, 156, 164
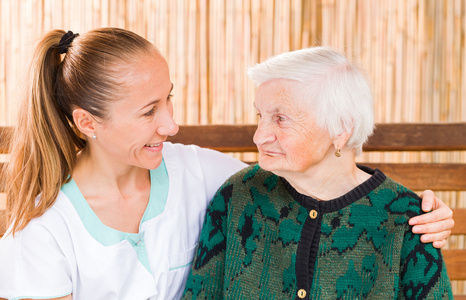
335, 149, 341, 157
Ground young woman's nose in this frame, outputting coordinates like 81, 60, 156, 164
157, 109, 179, 137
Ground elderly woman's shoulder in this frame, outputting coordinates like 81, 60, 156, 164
372, 174, 423, 217
225, 164, 276, 183
215, 164, 278, 191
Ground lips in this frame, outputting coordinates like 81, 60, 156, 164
263, 152, 282, 156
259, 147, 283, 156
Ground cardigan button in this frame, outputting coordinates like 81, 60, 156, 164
309, 209, 318, 219
297, 289, 307, 298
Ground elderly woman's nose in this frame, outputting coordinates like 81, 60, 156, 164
253, 122, 273, 145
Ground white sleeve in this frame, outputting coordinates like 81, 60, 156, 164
195, 146, 248, 202
0, 222, 72, 299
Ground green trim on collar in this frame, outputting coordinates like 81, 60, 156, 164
11, 292, 72, 300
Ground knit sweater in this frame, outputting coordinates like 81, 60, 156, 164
182, 164, 453, 299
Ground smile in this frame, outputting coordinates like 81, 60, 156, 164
262, 150, 283, 156
145, 143, 162, 147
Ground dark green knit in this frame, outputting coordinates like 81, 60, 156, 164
182, 164, 453, 299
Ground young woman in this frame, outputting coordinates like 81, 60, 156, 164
0, 29, 453, 300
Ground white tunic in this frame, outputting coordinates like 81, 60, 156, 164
0, 143, 247, 300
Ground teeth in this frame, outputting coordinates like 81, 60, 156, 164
146, 143, 161, 147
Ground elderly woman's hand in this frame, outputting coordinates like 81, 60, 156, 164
409, 190, 454, 248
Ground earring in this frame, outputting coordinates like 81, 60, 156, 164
92, 133, 96, 140
335, 149, 341, 157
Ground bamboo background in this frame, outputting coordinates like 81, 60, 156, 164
0, 0, 465, 293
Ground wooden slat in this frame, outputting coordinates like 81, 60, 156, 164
0, 209, 6, 237
167, 123, 466, 152
365, 123, 466, 151
2, 123, 466, 153
364, 163, 466, 191
444, 249, 466, 280
0, 162, 5, 192
452, 209, 466, 235
168, 124, 258, 152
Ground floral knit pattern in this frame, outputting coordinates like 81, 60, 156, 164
182, 164, 453, 300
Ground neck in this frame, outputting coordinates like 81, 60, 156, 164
278, 151, 371, 201
71, 147, 152, 234
72, 147, 150, 198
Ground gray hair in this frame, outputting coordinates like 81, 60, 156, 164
247, 46, 374, 155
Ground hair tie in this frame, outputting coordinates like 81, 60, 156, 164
56, 31, 79, 54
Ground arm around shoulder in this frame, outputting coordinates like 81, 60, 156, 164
410, 190, 454, 248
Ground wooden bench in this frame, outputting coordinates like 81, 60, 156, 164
0, 123, 465, 297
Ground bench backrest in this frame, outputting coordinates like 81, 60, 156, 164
0, 123, 465, 297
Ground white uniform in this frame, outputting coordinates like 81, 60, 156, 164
0, 143, 246, 300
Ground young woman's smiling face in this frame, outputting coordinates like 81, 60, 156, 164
92, 52, 179, 171
253, 79, 334, 177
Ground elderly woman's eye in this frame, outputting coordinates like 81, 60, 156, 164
277, 116, 286, 122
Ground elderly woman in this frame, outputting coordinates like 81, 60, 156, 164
182, 47, 453, 299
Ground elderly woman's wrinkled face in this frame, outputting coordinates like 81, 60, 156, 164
253, 79, 334, 176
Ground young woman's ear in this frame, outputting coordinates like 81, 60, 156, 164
72, 108, 96, 140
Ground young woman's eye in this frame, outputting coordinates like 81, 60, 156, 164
167, 94, 174, 101
144, 108, 155, 117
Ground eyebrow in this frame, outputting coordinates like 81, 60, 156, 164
253, 103, 280, 114
139, 83, 174, 111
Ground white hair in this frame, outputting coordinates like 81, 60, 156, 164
247, 46, 374, 155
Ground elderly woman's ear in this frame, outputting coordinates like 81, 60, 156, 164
333, 131, 352, 154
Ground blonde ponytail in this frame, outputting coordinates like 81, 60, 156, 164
6, 30, 82, 234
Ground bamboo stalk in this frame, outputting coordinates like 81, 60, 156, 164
0, 0, 5, 125
199, 0, 209, 124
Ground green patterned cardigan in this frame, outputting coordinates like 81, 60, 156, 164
182, 164, 453, 299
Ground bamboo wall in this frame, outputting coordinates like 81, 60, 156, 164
0, 0, 465, 293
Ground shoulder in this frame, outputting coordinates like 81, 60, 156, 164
162, 141, 230, 161
162, 142, 247, 200
370, 171, 422, 217
163, 142, 246, 170
0, 193, 75, 296
214, 164, 283, 203
3, 191, 75, 243
219, 164, 277, 186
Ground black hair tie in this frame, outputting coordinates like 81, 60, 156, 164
56, 31, 79, 54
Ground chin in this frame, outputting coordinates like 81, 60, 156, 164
258, 158, 294, 177
258, 158, 277, 173
139, 157, 163, 170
